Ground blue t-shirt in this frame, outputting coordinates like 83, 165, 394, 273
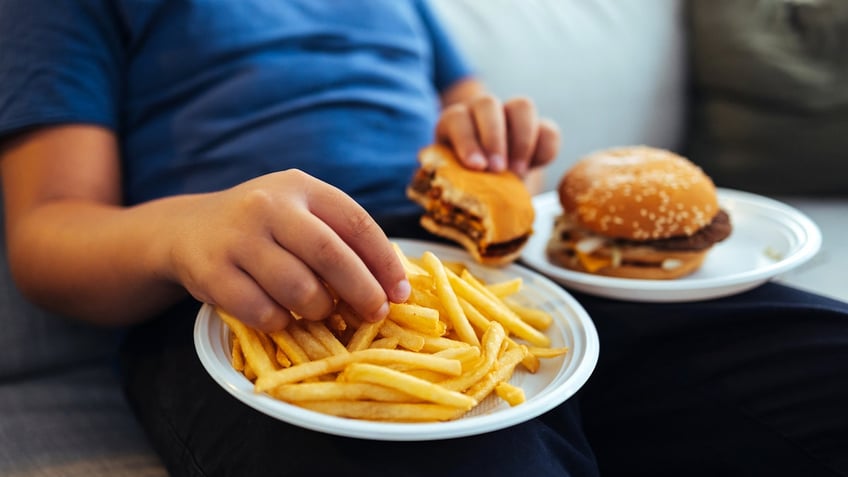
0, 0, 471, 215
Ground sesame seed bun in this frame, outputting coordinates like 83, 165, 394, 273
559, 146, 719, 241
406, 144, 534, 267
546, 146, 731, 280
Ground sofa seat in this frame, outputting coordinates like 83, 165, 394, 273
0, 364, 166, 477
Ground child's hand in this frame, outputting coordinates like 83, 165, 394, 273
435, 94, 560, 177
165, 170, 411, 332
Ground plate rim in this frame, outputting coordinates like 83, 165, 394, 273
521, 188, 823, 301
194, 238, 600, 441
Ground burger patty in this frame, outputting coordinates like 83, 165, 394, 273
409, 169, 433, 197
410, 169, 529, 258
635, 210, 732, 251
557, 209, 732, 252
483, 236, 531, 257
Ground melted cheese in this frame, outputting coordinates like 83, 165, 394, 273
576, 251, 612, 273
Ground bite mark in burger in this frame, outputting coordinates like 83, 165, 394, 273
407, 145, 535, 266
546, 146, 732, 279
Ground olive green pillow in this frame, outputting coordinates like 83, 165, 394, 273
685, 0, 848, 196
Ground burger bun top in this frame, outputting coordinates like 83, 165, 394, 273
413, 144, 535, 244
558, 146, 719, 241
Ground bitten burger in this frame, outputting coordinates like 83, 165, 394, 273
407, 144, 535, 266
546, 146, 732, 279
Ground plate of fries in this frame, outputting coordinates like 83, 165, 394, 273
194, 238, 599, 440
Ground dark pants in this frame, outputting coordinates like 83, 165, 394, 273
576, 284, 848, 477
120, 215, 848, 477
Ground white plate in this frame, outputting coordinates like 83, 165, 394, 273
521, 188, 822, 302
194, 238, 599, 441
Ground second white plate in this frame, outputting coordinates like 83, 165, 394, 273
520, 189, 822, 302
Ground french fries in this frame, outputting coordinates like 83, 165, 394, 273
219, 243, 569, 423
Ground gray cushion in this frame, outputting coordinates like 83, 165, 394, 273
686, 0, 848, 196
0, 364, 166, 477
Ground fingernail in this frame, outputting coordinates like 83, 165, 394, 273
369, 301, 390, 322
258, 308, 288, 332
467, 152, 487, 169
391, 279, 411, 303
490, 154, 506, 172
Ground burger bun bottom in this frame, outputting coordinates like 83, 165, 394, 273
420, 216, 524, 267
546, 236, 709, 280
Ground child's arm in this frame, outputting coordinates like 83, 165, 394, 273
1, 125, 410, 331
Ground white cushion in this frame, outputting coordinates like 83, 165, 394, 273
431, 0, 687, 191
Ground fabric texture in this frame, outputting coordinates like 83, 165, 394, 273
577, 282, 848, 476
685, 0, 848, 196
0, 0, 472, 215
0, 365, 166, 477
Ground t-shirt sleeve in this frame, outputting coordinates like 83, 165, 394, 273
416, 0, 474, 93
0, 0, 124, 142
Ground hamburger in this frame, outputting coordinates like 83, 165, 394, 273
407, 144, 535, 266
546, 146, 732, 279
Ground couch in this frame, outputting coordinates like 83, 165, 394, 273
1, 1, 845, 475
